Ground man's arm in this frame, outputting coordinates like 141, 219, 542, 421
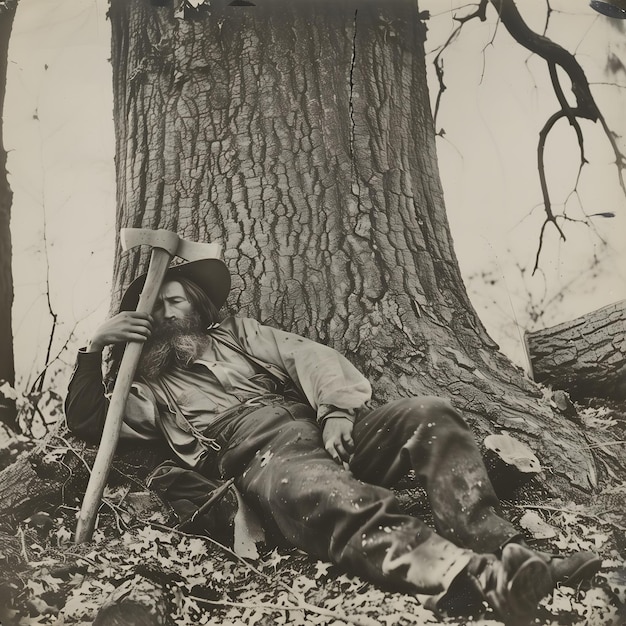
65, 312, 159, 443
225, 317, 372, 467
65, 349, 113, 443
226, 317, 372, 419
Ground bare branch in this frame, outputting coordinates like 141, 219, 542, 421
432, 2, 489, 130
532, 219, 549, 276
432, 31, 455, 129
488, 0, 599, 120
36, 207, 58, 394
486, 0, 626, 271
536, 110, 568, 237
542, 0, 553, 36
597, 112, 626, 198
28, 326, 79, 396
454, 0, 489, 24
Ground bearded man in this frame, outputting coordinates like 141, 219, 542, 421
65, 259, 601, 623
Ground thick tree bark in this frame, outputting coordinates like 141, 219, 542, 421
0, 1, 17, 431
526, 300, 626, 401
104, 0, 617, 498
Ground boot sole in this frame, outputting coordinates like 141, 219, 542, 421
505, 556, 553, 621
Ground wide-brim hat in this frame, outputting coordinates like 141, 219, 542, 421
119, 258, 231, 312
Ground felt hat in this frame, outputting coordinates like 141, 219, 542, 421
119, 258, 231, 312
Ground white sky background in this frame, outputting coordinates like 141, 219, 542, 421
4, 0, 626, 398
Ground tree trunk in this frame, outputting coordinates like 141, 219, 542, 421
106, 0, 616, 498
526, 300, 626, 401
0, 1, 17, 431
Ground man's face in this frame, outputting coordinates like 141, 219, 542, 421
153, 280, 195, 328
138, 280, 207, 379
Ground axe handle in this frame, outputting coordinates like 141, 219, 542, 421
75, 247, 173, 543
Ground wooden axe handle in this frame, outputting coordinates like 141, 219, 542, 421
75, 247, 173, 543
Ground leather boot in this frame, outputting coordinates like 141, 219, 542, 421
501, 538, 602, 588
538, 550, 602, 587
436, 544, 554, 624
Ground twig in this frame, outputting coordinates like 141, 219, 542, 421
541, 0, 553, 36
432, 1, 489, 129
584, 440, 626, 450
29, 326, 79, 397
190, 595, 380, 626
432, 28, 457, 129
514, 503, 626, 533
18, 527, 28, 561
43, 436, 91, 503
45, 436, 93, 475
455, 0, 489, 24
64, 551, 103, 568
176, 478, 235, 530
35, 190, 58, 395
597, 112, 626, 198
148, 521, 307, 602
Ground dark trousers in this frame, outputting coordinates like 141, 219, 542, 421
150, 397, 518, 596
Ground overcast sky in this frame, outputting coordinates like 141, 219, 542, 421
5, 0, 625, 394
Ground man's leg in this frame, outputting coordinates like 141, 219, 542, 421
351, 396, 601, 591
147, 460, 239, 545
206, 400, 557, 620
351, 396, 518, 553
218, 401, 474, 595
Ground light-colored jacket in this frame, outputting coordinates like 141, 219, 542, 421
65, 316, 372, 469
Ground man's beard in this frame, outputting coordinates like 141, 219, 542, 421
137, 311, 210, 380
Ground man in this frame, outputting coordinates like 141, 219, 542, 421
65, 259, 601, 623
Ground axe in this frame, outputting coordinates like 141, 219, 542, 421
75, 228, 221, 543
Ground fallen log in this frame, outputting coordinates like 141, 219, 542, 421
525, 299, 626, 401
0, 427, 168, 529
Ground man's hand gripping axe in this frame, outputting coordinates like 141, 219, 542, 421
75, 229, 221, 543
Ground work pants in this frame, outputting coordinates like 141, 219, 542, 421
150, 397, 518, 596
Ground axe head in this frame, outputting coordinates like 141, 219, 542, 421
121, 228, 222, 261
118, 228, 230, 313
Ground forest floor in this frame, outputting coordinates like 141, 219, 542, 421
0, 402, 624, 626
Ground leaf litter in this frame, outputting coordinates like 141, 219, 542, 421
2, 392, 624, 624
2, 481, 625, 625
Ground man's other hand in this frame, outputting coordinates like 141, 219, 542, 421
322, 417, 355, 470
87, 312, 153, 353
